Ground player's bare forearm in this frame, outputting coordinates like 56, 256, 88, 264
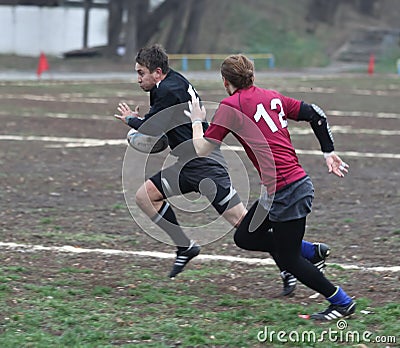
192, 123, 215, 156
185, 95, 215, 156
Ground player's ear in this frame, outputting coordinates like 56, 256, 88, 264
153, 67, 163, 79
222, 77, 229, 88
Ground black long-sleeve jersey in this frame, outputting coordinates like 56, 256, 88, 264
128, 69, 225, 165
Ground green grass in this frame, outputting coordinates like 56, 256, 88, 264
111, 203, 126, 211
1, 73, 399, 347
223, 0, 330, 68
0, 261, 398, 348
375, 47, 400, 74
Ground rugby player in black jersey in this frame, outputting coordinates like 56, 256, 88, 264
114, 45, 330, 294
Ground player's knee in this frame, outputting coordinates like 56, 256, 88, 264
135, 181, 162, 209
222, 203, 246, 227
135, 186, 147, 210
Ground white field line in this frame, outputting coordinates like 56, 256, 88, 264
328, 110, 400, 119
223, 146, 400, 160
1, 109, 400, 120
1, 134, 400, 159
2, 86, 400, 101
0, 242, 399, 273
1, 107, 400, 134
0, 93, 110, 104
221, 145, 400, 160
0, 135, 125, 147
291, 126, 400, 136
0, 111, 114, 121
284, 86, 400, 97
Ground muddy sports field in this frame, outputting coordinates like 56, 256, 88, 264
0, 66, 399, 346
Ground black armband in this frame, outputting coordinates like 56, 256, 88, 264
298, 102, 334, 153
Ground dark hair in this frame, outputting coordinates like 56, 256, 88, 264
221, 54, 254, 89
135, 44, 170, 74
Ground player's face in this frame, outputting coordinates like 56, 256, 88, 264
135, 63, 158, 92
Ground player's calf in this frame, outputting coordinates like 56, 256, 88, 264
281, 242, 331, 296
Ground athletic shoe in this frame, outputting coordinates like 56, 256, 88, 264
310, 242, 331, 272
311, 301, 356, 320
281, 242, 331, 296
281, 271, 297, 296
169, 241, 200, 278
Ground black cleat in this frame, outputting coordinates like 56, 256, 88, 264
310, 242, 331, 273
169, 241, 200, 278
281, 271, 297, 296
311, 301, 356, 320
281, 243, 331, 296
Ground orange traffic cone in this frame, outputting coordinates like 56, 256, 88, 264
368, 54, 375, 75
37, 52, 49, 78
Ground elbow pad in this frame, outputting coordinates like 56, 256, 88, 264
298, 103, 334, 153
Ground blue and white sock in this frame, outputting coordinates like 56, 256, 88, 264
301, 240, 315, 260
327, 286, 352, 306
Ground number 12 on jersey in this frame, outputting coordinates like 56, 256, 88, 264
253, 99, 288, 132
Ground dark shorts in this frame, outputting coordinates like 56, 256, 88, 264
268, 176, 314, 222
149, 158, 241, 215
238, 176, 314, 234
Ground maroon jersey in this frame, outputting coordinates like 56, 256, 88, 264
204, 86, 306, 193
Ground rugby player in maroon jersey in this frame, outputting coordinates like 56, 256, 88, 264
186, 54, 355, 320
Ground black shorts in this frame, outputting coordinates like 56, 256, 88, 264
149, 158, 241, 215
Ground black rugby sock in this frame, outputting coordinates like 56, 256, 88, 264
152, 201, 191, 248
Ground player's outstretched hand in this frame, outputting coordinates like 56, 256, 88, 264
325, 152, 349, 178
184, 96, 206, 123
114, 102, 140, 124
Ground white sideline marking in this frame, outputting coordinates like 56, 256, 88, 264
328, 110, 400, 119
222, 146, 400, 160
1, 109, 400, 120
1, 134, 400, 159
2, 87, 400, 101
0, 93, 109, 104
295, 149, 400, 159
0, 111, 112, 121
0, 135, 126, 147
292, 126, 400, 136
0, 242, 399, 273
284, 87, 400, 97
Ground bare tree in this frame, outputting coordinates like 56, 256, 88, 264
357, 0, 377, 16
82, 0, 91, 48
164, 1, 190, 53
123, 0, 139, 62
138, 0, 181, 47
179, 0, 206, 53
106, 0, 206, 58
306, 0, 341, 25
107, 0, 124, 56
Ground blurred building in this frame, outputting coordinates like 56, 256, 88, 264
0, 0, 109, 56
